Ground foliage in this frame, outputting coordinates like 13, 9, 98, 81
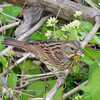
35, 16, 99, 45
72, 94, 82, 100
0, 5, 22, 23
30, 32, 47, 41
18, 59, 41, 74
7, 71, 17, 89
0, 2, 100, 100
82, 64, 100, 100
80, 48, 100, 100
0, 56, 8, 72
53, 87, 63, 100
0, 36, 5, 51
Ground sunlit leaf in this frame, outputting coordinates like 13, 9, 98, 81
0, 56, 8, 68
82, 63, 100, 100
2, 95, 9, 100
27, 81, 46, 97
30, 33, 47, 41
53, 87, 63, 100
0, 5, 22, 23
19, 60, 41, 74
80, 21, 93, 33
20, 94, 29, 100
7, 71, 17, 89
67, 31, 79, 41
81, 48, 100, 65
81, 48, 100, 100
26, 79, 56, 97
90, 35, 100, 45
0, 36, 5, 51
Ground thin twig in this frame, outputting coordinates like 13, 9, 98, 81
19, 75, 55, 85
13, 89, 35, 98
63, 80, 88, 100
0, 4, 12, 8
17, 71, 63, 84
17, 71, 64, 79
0, 21, 20, 32
16, 75, 54, 90
0, 11, 20, 21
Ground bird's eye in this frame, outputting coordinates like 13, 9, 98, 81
70, 47, 74, 50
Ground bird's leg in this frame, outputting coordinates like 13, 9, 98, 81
56, 69, 70, 86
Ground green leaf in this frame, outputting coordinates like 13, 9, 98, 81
81, 48, 100, 100
53, 87, 63, 100
72, 94, 82, 100
53, 30, 67, 40
19, 94, 29, 100
0, 36, 5, 51
27, 81, 46, 97
40, 24, 48, 33
26, 80, 56, 97
67, 31, 79, 41
80, 21, 93, 33
19, 60, 41, 74
82, 63, 100, 100
81, 48, 100, 65
30, 33, 47, 41
0, 43, 5, 51
2, 95, 9, 100
47, 79, 56, 91
81, 54, 94, 66
0, 56, 8, 68
90, 35, 100, 45
0, 5, 22, 23
7, 71, 17, 89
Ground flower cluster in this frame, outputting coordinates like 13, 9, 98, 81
74, 11, 82, 18
61, 20, 80, 31
46, 17, 58, 27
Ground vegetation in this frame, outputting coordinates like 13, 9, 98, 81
0, 1, 100, 100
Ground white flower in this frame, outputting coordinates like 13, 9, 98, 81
69, 20, 80, 28
45, 31, 52, 38
46, 17, 58, 27
61, 20, 80, 31
61, 24, 70, 31
74, 11, 82, 17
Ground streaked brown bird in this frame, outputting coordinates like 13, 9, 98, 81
4, 39, 81, 71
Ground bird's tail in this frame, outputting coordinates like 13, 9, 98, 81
4, 39, 34, 52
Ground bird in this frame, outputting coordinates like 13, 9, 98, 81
4, 39, 81, 71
